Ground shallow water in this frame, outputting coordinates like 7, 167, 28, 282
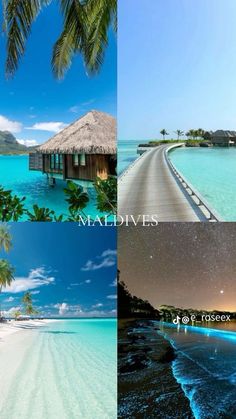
118, 140, 141, 175
158, 322, 236, 419
0, 155, 103, 219
1, 319, 117, 419
169, 147, 236, 221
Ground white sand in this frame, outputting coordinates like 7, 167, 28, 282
0, 319, 58, 413
0, 319, 57, 343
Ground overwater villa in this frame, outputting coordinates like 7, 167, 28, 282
29, 110, 116, 186
209, 130, 236, 146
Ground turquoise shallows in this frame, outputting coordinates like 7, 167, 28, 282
0, 155, 102, 219
118, 140, 141, 175
169, 147, 236, 221
1, 319, 117, 419
158, 322, 236, 419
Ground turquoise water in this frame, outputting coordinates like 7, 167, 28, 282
158, 322, 236, 419
169, 147, 236, 221
118, 140, 141, 175
0, 155, 102, 220
1, 319, 117, 419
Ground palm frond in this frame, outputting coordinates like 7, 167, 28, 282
52, 0, 85, 79
4, 0, 51, 77
83, 0, 117, 74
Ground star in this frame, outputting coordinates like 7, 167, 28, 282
220, 290, 224, 294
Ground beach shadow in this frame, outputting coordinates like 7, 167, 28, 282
41, 331, 77, 335
13, 324, 41, 330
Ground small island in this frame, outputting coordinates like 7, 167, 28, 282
0, 131, 36, 155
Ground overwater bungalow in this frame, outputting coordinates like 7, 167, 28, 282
210, 130, 236, 146
29, 110, 116, 186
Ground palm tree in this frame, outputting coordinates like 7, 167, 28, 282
13, 309, 22, 320
160, 129, 169, 141
3, 0, 117, 79
197, 128, 205, 139
0, 259, 14, 318
22, 291, 32, 307
186, 129, 196, 140
174, 130, 184, 140
0, 225, 12, 253
25, 304, 37, 316
22, 292, 38, 317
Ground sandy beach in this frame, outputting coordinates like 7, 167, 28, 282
119, 319, 194, 418
0, 319, 56, 342
0, 319, 58, 413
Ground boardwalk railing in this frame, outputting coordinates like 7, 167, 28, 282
165, 146, 223, 222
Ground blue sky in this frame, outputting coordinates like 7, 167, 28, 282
0, 224, 117, 318
0, 2, 116, 145
119, 0, 236, 140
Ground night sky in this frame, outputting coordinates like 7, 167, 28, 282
118, 224, 236, 312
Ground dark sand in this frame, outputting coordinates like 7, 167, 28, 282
118, 319, 194, 418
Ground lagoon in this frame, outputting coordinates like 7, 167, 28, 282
169, 147, 236, 221
118, 140, 141, 175
0, 155, 101, 220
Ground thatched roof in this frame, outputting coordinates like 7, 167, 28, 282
37, 110, 116, 154
211, 130, 236, 138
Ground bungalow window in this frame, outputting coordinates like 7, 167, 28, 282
59, 154, 63, 170
50, 155, 55, 169
73, 154, 86, 167
73, 154, 79, 166
55, 154, 59, 169
50, 154, 63, 171
80, 153, 86, 166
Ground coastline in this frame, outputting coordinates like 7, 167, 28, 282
0, 319, 58, 414
0, 319, 58, 344
118, 319, 194, 418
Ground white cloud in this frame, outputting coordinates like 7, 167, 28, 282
2, 306, 21, 316
26, 122, 67, 133
92, 303, 103, 308
54, 302, 69, 316
31, 290, 40, 295
69, 106, 79, 114
85, 279, 91, 284
101, 250, 117, 257
107, 295, 117, 299
109, 278, 117, 287
17, 138, 38, 147
81, 249, 117, 271
69, 99, 95, 113
2, 267, 55, 294
0, 115, 22, 133
4, 296, 15, 302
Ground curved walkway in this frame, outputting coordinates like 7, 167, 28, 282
118, 144, 209, 222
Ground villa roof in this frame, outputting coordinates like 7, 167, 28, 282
211, 130, 236, 138
37, 110, 116, 154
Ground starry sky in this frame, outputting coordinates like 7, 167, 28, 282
0, 2, 116, 145
0, 223, 117, 318
118, 224, 236, 312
